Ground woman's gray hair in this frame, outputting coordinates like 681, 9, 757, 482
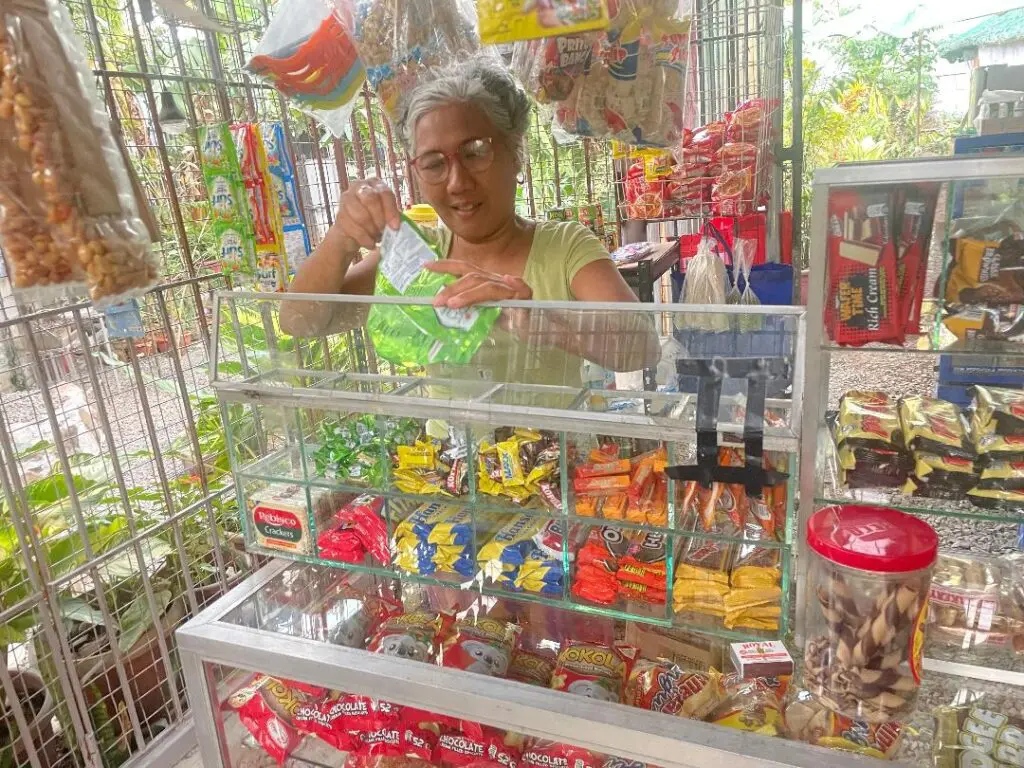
398, 55, 532, 167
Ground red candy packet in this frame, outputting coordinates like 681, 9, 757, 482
440, 617, 520, 677
223, 675, 326, 765
521, 739, 603, 768
367, 611, 450, 662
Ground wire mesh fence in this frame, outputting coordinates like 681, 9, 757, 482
0, 0, 624, 766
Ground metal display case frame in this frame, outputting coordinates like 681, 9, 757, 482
798, 154, 1024, 690
177, 295, 826, 765
178, 558, 880, 768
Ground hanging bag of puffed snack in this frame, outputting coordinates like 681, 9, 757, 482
368, 214, 500, 365
198, 124, 257, 277
350, 0, 478, 125
246, 0, 364, 138
0, 0, 157, 305
479, 0, 609, 45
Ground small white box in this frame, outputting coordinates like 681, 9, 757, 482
730, 640, 794, 679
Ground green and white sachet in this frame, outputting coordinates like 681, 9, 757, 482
368, 215, 500, 366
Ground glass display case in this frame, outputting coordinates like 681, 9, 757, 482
799, 155, 1024, 691
210, 295, 803, 642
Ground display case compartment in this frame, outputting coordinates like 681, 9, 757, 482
802, 155, 1024, 690
179, 560, 884, 768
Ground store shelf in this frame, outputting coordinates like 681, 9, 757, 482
816, 484, 1024, 524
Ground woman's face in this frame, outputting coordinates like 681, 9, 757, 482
413, 102, 519, 243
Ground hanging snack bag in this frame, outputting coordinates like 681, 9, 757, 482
440, 616, 520, 677
0, 0, 157, 303
232, 123, 287, 291
367, 611, 449, 662
825, 188, 903, 346
351, 0, 478, 125
199, 124, 256, 276
223, 675, 326, 765
478, 0, 608, 44
368, 215, 499, 366
246, 0, 364, 138
550, 640, 637, 702
262, 122, 311, 276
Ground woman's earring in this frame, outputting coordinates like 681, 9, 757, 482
516, 171, 526, 185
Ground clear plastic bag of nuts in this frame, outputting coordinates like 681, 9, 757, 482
0, 0, 156, 305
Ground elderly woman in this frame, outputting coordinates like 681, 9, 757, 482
283, 55, 660, 382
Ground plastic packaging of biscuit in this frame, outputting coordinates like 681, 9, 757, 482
367, 612, 449, 662
507, 648, 557, 687
624, 660, 724, 719
224, 675, 326, 765
932, 705, 1024, 768
441, 616, 519, 677
899, 396, 974, 458
550, 641, 637, 703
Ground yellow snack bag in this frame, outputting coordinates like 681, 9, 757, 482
477, 0, 609, 45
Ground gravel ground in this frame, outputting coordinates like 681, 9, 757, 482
1, 343, 211, 492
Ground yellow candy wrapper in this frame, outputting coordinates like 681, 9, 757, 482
478, 0, 609, 45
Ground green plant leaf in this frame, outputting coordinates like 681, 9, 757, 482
116, 589, 172, 653
59, 596, 108, 626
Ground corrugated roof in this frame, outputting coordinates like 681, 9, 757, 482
941, 8, 1024, 62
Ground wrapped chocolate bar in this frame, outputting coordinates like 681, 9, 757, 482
392, 420, 469, 497
572, 525, 631, 605
478, 427, 561, 507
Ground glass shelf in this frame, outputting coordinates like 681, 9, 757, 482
817, 484, 1024, 525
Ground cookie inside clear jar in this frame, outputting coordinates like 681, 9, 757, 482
803, 504, 938, 723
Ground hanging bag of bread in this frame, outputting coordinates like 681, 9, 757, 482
0, 0, 156, 304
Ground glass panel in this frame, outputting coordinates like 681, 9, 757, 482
216, 296, 802, 643
818, 174, 1024, 357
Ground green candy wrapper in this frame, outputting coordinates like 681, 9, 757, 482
368, 215, 499, 366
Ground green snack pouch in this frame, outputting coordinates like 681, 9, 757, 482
199, 124, 256, 275
368, 215, 500, 365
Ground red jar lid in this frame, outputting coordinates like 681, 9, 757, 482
806, 505, 938, 573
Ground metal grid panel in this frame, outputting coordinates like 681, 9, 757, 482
0, 1, 647, 765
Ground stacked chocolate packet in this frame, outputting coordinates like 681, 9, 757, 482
899, 395, 977, 500
968, 385, 1024, 511
834, 391, 911, 489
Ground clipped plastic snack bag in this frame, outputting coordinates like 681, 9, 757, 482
368, 215, 499, 366
246, 0, 364, 138
478, 0, 609, 45
351, 0, 478, 125
262, 122, 312, 276
0, 0, 157, 304
198, 124, 256, 276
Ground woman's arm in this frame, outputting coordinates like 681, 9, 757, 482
561, 258, 662, 371
425, 256, 662, 372
279, 180, 399, 337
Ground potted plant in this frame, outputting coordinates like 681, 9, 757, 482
0, 527, 59, 768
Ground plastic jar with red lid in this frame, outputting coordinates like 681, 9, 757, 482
803, 504, 938, 723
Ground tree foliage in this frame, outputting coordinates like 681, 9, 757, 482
791, 8, 963, 263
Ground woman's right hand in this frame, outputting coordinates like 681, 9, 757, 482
334, 178, 402, 253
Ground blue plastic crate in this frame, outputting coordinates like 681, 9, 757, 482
938, 355, 1024, 388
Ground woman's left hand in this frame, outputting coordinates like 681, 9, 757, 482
424, 261, 532, 308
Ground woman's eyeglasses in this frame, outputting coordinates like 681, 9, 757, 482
410, 137, 495, 185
